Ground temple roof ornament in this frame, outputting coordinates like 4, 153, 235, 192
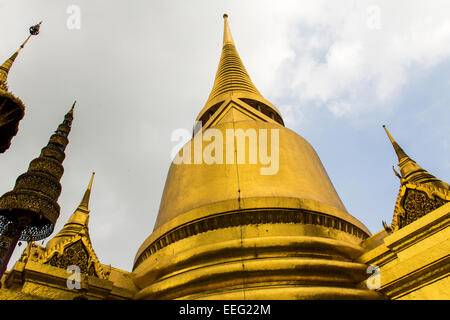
382, 125, 450, 232
42, 172, 106, 279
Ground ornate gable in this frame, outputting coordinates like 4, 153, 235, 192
383, 126, 450, 232
390, 182, 450, 231
41, 235, 106, 279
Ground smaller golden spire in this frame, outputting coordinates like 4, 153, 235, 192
382, 125, 408, 161
0, 21, 42, 92
45, 173, 96, 250
78, 172, 95, 211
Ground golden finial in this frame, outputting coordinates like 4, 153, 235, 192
29, 21, 42, 36
382, 125, 408, 161
78, 172, 95, 211
222, 13, 234, 46
0, 21, 42, 92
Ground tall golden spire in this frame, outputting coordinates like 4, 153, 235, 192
0, 21, 42, 153
383, 125, 450, 189
196, 14, 283, 125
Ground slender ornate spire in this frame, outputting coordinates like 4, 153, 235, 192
0, 21, 41, 92
196, 14, 283, 125
45, 173, 95, 250
40, 172, 106, 280
0, 21, 42, 153
0, 102, 76, 241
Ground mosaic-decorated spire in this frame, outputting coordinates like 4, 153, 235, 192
0, 101, 76, 241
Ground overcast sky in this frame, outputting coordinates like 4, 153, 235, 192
1, 0, 449, 272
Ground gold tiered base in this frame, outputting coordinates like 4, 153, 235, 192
133, 211, 384, 300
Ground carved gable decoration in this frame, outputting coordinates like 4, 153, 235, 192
391, 182, 450, 231
41, 236, 106, 279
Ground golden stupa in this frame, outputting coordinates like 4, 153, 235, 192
1, 15, 449, 301
132, 15, 381, 300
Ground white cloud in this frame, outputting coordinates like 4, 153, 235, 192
278, 104, 304, 127
246, 0, 450, 120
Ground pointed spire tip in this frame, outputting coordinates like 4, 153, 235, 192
383, 125, 409, 161
68, 100, 76, 113
79, 172, 95, 211
382, 124, 395, 144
